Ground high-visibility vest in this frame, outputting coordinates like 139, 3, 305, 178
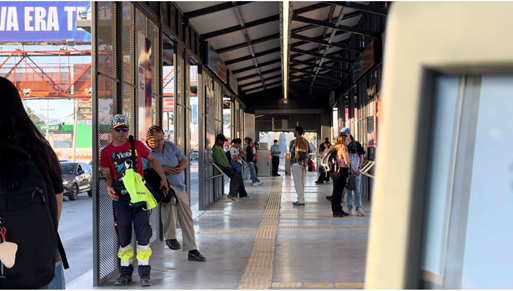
122, 168, 157, 210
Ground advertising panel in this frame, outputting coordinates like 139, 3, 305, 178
205, 42, 227, 83
0, 1, 91, 43
137, 32, 152, 141
228, 70, 238, 94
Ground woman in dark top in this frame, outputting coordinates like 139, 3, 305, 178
0, 76, 65, 289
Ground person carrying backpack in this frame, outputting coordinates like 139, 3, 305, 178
289, 126, 316, 206
0, 76, 69, 289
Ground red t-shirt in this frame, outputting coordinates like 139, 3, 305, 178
100, 140, 150, 181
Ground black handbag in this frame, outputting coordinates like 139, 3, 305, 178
346, 172, 357, 190
143, 168, 176, 204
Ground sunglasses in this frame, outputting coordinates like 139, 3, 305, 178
114, 126, 129, 133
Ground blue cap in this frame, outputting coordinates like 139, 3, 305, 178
340, 127, 351, 134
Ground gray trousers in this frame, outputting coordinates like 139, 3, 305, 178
161, 184, 197, 251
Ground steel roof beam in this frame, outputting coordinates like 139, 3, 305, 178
232, 58, 281, 74
323, 2, 388, 16
290, 59, 348, 74
292, 34, 363, 52
290, 76, 337, 88
225, 47, 281, 65
184, 2, 253, 20
240, 74, 282, 88
291, 48, 354, 64
290, 68, 342, 82
237, 67, 282, 82
232, 2, 266, 91
293, 3, 331, 15
215, 11, 364, 54
202, 15, 279, 40
292, 15, 381, 38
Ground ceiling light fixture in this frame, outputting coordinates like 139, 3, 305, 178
280, 1, 291, 101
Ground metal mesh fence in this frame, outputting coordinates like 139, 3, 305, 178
97, 2, 116, 78
122, 2, 135, 86
97, 73, 118, 284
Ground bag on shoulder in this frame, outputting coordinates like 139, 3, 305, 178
143, 168, 175, 204
346, 173, 356, 190
294, 137, 309, 162
0, 145, 68, 289
321, 148, 338, 173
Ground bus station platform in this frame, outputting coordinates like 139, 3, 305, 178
67, 172, 370, 289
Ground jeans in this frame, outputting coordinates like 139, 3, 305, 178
247, 162, 260, 183
40, 253, 65, 289
242, 163, 250, 180
221, 166, 240, 198
345, 174, 362, 210
291, 164, 306, 203
331, 169, 349, 213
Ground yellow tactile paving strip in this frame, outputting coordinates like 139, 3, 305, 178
238, 181, 282, 290
271, 282, 364, 289
280, 217, 368, 220
195, 231, 258, 235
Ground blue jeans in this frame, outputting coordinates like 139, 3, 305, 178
345, 174, 362, 210
247, 162, 260, 183
242, 163, 250, 180
40, 253, 65, 289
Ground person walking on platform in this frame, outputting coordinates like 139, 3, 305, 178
212, 133, 241, 202
229, 138, 251, 198
271, 139, 281, 176
329, 134, 352, 217
289, 126, 315, 206
245, 138, 263, 185
143, 126, 206, 262
242, 137, 251, 182
100, 115, 169, 287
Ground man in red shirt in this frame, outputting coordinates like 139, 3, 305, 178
100, 115, 168, 287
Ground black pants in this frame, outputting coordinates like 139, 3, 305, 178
221, 166, 240, 198
113, 201, 152, 277
238, 173, 248, 197
316, 166, 330, 183
272, 156, 279, 176
331, 169, 349, 213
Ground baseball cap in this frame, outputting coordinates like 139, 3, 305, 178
216, 133, 228, 142
340, 127, 351, 134
112, 114, 129, 128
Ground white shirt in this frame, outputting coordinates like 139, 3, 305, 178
230, 147, 242, 164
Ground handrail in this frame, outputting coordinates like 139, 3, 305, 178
205, 162, 226, 181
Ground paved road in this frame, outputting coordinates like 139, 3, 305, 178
60, 162, 200, 285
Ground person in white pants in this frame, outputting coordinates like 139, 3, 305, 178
289, 126, 315, 206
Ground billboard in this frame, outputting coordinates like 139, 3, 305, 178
0, 1, 91, 43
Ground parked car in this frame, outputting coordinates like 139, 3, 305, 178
190, 150, 199, 161
60, 162, 93, 200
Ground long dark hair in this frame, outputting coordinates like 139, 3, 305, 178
0, 77, 62, 184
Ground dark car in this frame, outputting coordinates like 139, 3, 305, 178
190, 150, 199, 161
60, 162, 93, 200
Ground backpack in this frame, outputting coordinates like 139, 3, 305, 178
294, 137, 309, 162
321, 148, 341, 173
225, 150, 232, 161
0, 145, 69, 289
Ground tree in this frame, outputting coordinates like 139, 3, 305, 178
26, 106, 43, 124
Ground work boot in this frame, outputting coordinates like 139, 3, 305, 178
114, 274, 132, 286
165, 239, 181, 250
140, 275, 151, 287
188, 250, 206, 262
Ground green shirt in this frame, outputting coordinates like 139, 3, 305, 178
212, 145, 229, 168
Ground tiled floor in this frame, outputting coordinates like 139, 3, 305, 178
67, 170, 370, 289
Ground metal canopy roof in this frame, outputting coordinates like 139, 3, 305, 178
175, 1, 386, 99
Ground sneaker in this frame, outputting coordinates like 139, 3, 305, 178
356, 208, 366, 216
244, 179, 252, 183
333, 211, 350, 217
165, 239, 181, 250
114, 274, 132, 286
140, 275, 151, 287
226, 195, 241, 202
240, 195, 252, 198
252, 182, 263, 186
188, 250, 206, 262
325, 196, 332, 202
315, 181, 323, 185
292, 201, 305, 206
